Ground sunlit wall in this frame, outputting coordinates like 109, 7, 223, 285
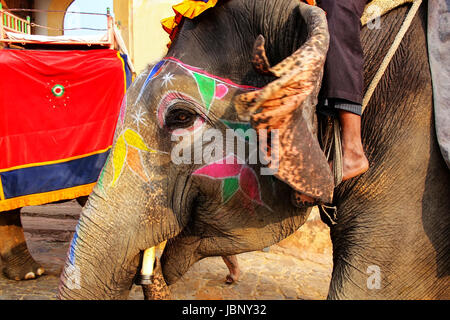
114, 0, 179, 74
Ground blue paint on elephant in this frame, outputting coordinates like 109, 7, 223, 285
136, 60, 166, 103
69, 226, 79, 265
144, 60, 165, 88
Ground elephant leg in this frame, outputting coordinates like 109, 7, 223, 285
222, 255, 240, 284
0, 209, 44, 280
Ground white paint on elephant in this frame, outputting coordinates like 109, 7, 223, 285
131, 105, 148, 130
161, 72, 175, 88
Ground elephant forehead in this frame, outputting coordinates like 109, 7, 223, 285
142, 58, 260, 117
147, 66, 201, 104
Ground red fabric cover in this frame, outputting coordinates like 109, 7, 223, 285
0, 49, 125, 170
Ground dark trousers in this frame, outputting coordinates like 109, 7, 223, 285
316, 0, 367, 106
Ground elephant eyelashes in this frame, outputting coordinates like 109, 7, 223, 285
165, 108, 198, 130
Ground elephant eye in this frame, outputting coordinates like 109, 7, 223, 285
165, 107, 197, 130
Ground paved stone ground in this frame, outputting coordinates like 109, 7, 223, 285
0, 201, 332, 300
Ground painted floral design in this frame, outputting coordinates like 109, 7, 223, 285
111, 129, 157, 186
193, 155, 263, 204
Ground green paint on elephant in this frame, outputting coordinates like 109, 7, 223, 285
97, 154, 110, 192
193, 72, 216, 111
221, 120, 252, 132
222, 177, 239, 203
221, 120, 253, 141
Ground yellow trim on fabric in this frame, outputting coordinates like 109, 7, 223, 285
116, 51, 127, 94
0, 147, 112, 174
0, 183, 96, 212
0, 176, 5, 201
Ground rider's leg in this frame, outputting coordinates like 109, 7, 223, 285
338, 108, 369, 181
317, 0, 369, 181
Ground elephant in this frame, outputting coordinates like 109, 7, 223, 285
59, 0, 449, 300
0, 198, 240, 283
0, 197, 87, 281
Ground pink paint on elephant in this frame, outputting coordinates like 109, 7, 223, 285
192, 155, 243, 179
215, 84, 229, 100
239, 166, 262, 204
192, 155, 264, 206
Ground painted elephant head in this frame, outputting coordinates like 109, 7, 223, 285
59, 0, 332, 299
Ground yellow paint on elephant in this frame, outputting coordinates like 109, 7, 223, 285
111, 129, 156, 187
124, 129, 151, 152
112, 135, 127, 186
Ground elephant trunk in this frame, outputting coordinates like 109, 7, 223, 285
59, 151, 182, 299
58, 191, 142, 299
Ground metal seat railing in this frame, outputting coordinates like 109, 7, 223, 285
0, 3, 31, 35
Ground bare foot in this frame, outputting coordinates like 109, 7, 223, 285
338, 110, 369, 181
342, 145, 369, 181
222, 256, 240, 284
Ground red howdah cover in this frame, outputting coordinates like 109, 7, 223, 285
0, 49, 126, 211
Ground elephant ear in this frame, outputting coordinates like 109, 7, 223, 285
235, 3, 334, 203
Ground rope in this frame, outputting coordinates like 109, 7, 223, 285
332, 118, 343, 185
361, 0, 422, 113
5, 9, 109, 16
29, 22, 107, 32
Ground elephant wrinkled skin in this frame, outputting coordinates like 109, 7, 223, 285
59, 0, 449, 300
